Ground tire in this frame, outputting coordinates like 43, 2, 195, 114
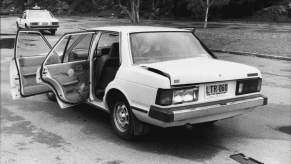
39, 30, 45, 34
110, 97, 146, 140
46, 92, 56, 101
199, 121, 217, 126
16, 22, 20, 30
50, 29, 56, 35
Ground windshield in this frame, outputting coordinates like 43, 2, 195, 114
130, 32, 211, 64
28, 10, 53, 19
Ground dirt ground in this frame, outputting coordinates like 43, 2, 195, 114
1, 16, 291, 164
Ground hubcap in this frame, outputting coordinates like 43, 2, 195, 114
48, 92, 54, 97
113, 103, 129, 132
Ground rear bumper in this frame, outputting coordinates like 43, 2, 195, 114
28, 25, 59, 30
148, 94, 267, 123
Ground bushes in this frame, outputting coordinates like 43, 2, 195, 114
252, 4, 291, 22
2, 0, 290, 21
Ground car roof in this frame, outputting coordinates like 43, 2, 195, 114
90, 26, 188, 33
25, 9, 48, 13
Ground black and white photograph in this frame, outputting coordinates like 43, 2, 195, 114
0, 0, 290, 163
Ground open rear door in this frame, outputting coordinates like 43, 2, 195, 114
39, 32, 97, 108
10, 30, 52, 99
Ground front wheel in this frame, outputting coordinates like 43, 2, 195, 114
198, 121, 217, 127
50, 29, 56, 35
46, 91, 56, 101
110, 98, 147, 140
16, 23, 21, 30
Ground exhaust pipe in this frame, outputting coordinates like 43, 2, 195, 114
184, 123, 193, 130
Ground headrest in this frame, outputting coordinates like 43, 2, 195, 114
109, 42, 119, 58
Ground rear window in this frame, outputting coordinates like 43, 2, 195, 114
27, 10, 53, 19
130, 32, 211, 64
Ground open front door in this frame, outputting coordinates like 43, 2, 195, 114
40, 32, 96, 108
10, 30, 52, 99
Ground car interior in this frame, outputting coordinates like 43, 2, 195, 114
16, 31, 121, 103
41, 33, 93, 103
93, 41, 120, 99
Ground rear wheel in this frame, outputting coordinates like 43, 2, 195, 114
39, 30, 45, 34
50, 29, 56, 35
199, 121, 217, 126
16, 22, 21, 30
46, 91, 56, 101
110, 97, 148, 140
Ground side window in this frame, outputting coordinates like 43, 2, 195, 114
64, 33, 95, 62
44, 32, 95, 65
44, 35, 70, 65
16, 32, 51, 58
95, 32, 119, 57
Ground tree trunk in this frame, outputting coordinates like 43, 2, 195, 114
130, 0, 136, 23
136, 0, 140, 23
129, 0, 140, 24
119, 0, 140, 24
91, 0, 98, 8
204, 0, 209, 28
68, 0, 83, 14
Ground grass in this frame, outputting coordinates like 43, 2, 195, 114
2, 15, 291, 58
141, 19, 291, 58
195, 28, 291, 58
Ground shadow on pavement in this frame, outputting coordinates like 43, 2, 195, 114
0, 37, 15, 49
1, 95, 233, 162
73, 104, 231, 162
276, 126, 291, 135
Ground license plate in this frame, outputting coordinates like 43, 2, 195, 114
42, 22, 48, 25
206, 83, 228, 96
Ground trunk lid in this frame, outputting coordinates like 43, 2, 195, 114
142, 57, 260, 85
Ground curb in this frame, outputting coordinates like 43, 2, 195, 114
212, 49, 291, 61
0, 33, 16, 36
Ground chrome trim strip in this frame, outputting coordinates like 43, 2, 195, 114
173, 97, 264, 121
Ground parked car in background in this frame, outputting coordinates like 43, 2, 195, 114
10, 26, 267, 139
16, 8, 59, 35
0, 7, 15, 15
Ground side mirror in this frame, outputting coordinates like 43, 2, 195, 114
178, 27, 196, 34
184, 27, 196, 34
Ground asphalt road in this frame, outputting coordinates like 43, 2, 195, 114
1, 16, 291, 164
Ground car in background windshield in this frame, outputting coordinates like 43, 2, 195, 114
27, 10, 54, 19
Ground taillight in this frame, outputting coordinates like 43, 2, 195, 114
173, 87, 199, 104
30, 22, 38, 26
236, 78, 261, 95
257, 78, 262, 91
156, 89, 173, 106
156, 86, 199, 106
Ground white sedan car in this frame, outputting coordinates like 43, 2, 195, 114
16, 9, 59, 35
10, 26, 267, 139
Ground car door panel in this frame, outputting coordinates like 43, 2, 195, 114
10, 30, 52, 99
39, 32, 95, 108
43, 60, 90, 104
17, 56, 50, 95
